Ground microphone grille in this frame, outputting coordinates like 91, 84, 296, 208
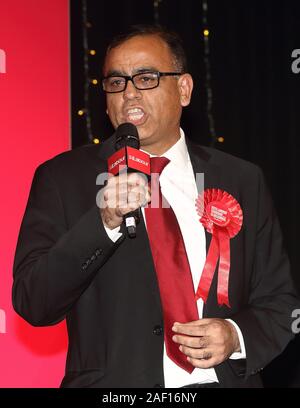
115, 122, 140, 150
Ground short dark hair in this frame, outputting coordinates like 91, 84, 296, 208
104, 24, 188, 73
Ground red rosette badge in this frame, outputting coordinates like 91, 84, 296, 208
195, 189, 243, 307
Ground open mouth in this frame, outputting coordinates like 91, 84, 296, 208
125, 107, 147, 126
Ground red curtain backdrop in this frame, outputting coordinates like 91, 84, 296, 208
0, 0, 70, 387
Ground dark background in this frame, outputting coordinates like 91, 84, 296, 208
71, 0, 300, 386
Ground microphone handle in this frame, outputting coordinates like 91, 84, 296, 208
124, 209, 140, 238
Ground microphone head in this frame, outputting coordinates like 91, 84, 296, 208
115, 122, 140, 150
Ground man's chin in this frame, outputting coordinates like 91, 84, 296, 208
131, 125, 151, 144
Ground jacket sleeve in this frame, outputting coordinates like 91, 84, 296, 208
12, 163, 124, 326
230, 167, 299, 379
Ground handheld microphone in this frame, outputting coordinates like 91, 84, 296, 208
107, 123, 150, 238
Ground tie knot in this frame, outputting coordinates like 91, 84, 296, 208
150, 157, 170, 175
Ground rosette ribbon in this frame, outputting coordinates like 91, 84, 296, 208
195, 189, 243, 307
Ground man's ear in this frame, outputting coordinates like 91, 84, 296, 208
178, 73, 193, 107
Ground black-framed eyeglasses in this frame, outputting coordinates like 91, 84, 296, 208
102, 71, 183, 93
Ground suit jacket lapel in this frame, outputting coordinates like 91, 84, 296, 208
186, 139, 221, 193
97, 133, 116, 163
186, 138, 221, 250
186, 139, 225, 316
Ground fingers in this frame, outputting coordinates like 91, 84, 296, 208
118, 172, 149, 188
99, 172, 150, 229
104, 173, 150, 208
127, 184, 151, 208
175, 339, 221, 369
172, 334, 208, 349
172, 321, 208, 337
175, 319, 213, 326
171, 318, 240, 368
180, 346, 213, 361
178, 342, 217, 369
187, 356, 217, 369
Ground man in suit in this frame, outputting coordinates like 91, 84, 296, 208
13, 25, 298, 388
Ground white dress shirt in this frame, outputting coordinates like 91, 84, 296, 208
105, 129, 246, 387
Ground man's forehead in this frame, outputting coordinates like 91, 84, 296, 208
105, 66, 160, 77
104, 36, 174, 74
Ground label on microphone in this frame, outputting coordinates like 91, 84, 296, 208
107, 146, 150, 176
125, 216, 136, 228
126, 147, 151, 175
107, 147, 126, 175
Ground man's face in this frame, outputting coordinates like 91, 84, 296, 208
103, 34, 193, 155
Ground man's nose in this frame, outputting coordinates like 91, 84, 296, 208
123, 79, 141, 99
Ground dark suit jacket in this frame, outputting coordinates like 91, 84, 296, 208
12, 135, 299, 388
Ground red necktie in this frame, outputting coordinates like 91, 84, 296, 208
145, 157, 199, 373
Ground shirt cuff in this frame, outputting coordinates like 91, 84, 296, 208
226, 318, 246, 359
104, 225, 123, 243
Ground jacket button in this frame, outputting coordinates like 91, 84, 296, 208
153, 325, 163, 336
154, 383, 163, 388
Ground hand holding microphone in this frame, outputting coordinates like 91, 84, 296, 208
100, 171, 150, 230
100, 123, 151, 238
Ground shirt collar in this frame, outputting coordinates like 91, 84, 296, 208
142, 128, 190, 171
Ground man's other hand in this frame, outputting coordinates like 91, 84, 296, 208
172, 318, 241, 368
